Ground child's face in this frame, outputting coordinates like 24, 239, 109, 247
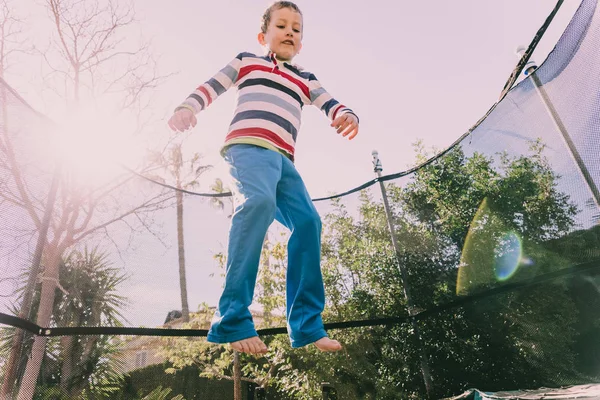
258, 7, 303, 61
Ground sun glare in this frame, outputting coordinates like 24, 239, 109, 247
48, 105, 146, 185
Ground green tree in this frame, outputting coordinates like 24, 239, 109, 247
544, 224, 600, 378
317, 141, 580, 398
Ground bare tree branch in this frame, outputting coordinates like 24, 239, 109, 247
0, 0, 33, 75
0, 187, 28, 209
0, 127, 42, 227
47, 0, 78, 69
72, 192, 172, 243
1, 1, 182, 396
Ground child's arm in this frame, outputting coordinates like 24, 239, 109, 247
308, 74, 360, 140
168, 54, 244, 132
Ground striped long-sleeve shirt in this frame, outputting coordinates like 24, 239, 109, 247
176, 51, 358, 161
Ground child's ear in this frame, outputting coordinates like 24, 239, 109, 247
257, 32, 266, 45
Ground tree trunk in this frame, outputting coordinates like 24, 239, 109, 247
176, 188, 190, 322
65, 337, 95, 399
59, 336, 74, 394
0, 163, 61, 399
17, 245, 62, 400
1, 329, 26, 399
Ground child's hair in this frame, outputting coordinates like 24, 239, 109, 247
260, 1, 303, 34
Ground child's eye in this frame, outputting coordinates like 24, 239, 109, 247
293, 29, 300, 33
277, 25, 285, 29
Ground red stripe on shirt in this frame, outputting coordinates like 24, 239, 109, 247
238, 65, 273, 81
275, 70, 310, 99
225, 128, 295, 155
332, 104, 346, 120
238, 65, 310, 99
197, 86, 212, 107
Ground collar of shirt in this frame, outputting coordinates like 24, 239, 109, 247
267, 51, 304, 71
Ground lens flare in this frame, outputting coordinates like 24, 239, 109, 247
494, 231, 522, 281
457, 198, 525, 295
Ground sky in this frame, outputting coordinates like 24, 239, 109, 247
8, 0, 582, 196
2, 0, 585, 326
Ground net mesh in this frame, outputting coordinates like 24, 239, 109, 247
1, 0, 600, 398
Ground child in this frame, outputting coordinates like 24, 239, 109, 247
168, 1, 359, 354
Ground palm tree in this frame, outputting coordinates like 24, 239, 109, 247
0, 247, 129, 399
52, 247, 128, 399
151, 144, 212, 322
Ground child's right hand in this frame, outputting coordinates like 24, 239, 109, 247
168, 108, 197, 132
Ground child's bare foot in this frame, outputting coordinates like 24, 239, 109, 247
230, 336, 268, 355
314, 337, 342, 352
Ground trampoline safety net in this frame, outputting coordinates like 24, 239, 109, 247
1, 0, 600, 399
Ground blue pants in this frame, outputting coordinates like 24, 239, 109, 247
207, 144, 327, 348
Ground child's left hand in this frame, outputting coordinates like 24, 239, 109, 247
331, 113, 359, 140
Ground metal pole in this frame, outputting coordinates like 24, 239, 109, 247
233, 351, 242, 400
372, 151, 434, 398
516, 47, 600, 211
